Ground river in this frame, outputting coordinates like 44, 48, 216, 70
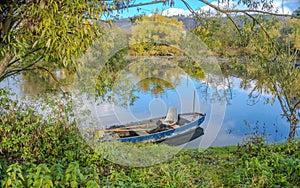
1, 68, 298, 148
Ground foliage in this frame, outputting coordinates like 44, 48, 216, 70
1, 88, 300, 187
1, 0, 300, 187
191, 10, 300, 140
0, 0, 173, 83
232, 16, 300, 140
191, 16, 238, 56
0, 88, 95, 165
286, 18, 300, 51
129, 14, 184, 56
232, 138, 300, 187
0, 0, 107, 82
84, 15, 206, 106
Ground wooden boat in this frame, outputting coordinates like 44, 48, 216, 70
97, 107, 206, 145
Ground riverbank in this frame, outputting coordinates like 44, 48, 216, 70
1, 89, 299, 187
1, 139, 299, 187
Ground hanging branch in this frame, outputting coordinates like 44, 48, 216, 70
182, 0, 299, 43
103, 0, 170, 12
182, 0, 290, 56
182, 0, 243, 38
195, 0, 300, 18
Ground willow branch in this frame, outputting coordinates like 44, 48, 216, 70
182, 0, 243, 37
1, 53, 44, 81
271, 81, 292, 122
243, 12, 271, 40
104, 0, 168, 12
6, 47, 43, 68
35, 66, 63, 85
197, 0, 300, 19
292, 100, 300, 114
184, 0, 284, 52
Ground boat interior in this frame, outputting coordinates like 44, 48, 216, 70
106, 113, 200, 138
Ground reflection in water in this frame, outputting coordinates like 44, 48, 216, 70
1, 70, 298, 147
137, 77, 174, 95
92, 55, 206, 106
0, 69, 74, 98
93, 73, 298, 147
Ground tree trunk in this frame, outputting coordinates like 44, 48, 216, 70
288, 121, 297, 141
0, 53, 12, 81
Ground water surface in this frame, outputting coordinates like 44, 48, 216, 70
1, 72, 298, 148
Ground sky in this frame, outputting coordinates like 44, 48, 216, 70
104, 0, 300, 19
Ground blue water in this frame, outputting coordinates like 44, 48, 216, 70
211, 78, 292, 146
114, 76, 297, 147
1, 74, 298, 148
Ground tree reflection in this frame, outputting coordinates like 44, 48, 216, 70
20, 68, 74, 97
105, 56, 205, 107
137, 77, 174, 95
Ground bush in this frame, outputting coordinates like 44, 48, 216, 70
0, 88, 299, 187
230, 137, 300, 187
0, 88, 84, 164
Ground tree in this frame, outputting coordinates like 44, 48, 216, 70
293, 7, 300, 17
85, 15, 205, 105
0, 0, 173, 83
182, 0, 300, 140
129, 14, 184, 56
0, 0, 98, 82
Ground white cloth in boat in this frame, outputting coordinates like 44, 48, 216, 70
161, 107, 178, 126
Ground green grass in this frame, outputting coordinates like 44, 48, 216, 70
1, 140, 299, 187
1, 88, 300, 187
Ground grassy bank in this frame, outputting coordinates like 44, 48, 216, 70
1, 89, 300, 187
1, 140, 299, 187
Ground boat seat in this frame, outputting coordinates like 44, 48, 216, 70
162, 107, 178, 126
136, 131, 149, 136
170, 124, 179, 129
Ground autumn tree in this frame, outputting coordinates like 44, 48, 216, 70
0, 0, 173, 83
129, 14, 184, 56
85, 14, 205, 105
182, 0, 300, 140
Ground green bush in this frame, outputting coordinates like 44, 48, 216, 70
229, 137, 300, 187
0, 88, 299, 187
0, 88, 83, 164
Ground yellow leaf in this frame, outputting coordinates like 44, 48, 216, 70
46, 38, 51, 48
6, 178, 12, 186
81, 42, 85, 50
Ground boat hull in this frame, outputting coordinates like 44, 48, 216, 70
118, 113, 205, 145
158, 127, 204, 146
